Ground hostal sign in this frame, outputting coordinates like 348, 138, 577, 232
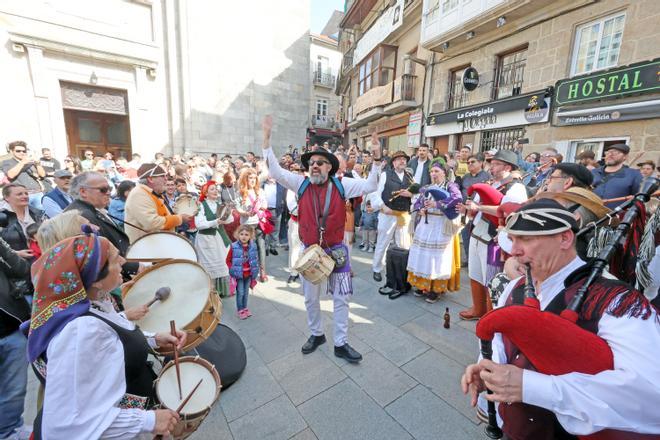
555, 58, 660, 106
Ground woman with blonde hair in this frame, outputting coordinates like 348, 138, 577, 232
35, 210, 89, 251
236, 167, 269, 281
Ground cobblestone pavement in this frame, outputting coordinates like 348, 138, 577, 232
24, 247, 486, 439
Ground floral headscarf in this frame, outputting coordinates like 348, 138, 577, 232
199, 180, 217, 203
25, 231, 110, 362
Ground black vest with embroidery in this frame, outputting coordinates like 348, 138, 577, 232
499, 266, 654, 440
382, 169, 413, 212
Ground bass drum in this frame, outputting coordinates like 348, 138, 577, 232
126, 231, 197, 262
184, 324, 247, 390
122, 259, 221, 354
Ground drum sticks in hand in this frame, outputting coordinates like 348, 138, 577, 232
170, 320, 182, 400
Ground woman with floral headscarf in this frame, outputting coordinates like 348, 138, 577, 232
407, 162, 462, 303
26, 232, 186, 438
195, 181, 234, 297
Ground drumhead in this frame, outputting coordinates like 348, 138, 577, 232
157, 358, 219, 414
122, 260, 211, 334
173, 194, 199, 216
295, 245, 320, 267
126, 232, 197, 262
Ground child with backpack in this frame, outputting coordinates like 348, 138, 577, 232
226, 225, 260, 319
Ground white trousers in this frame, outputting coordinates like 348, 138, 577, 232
372, 212, 410, 273
287, 219, 302, 276
468, 236, 489, 286
302, 276, 350, 347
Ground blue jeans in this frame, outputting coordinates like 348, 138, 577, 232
235, 277, 250, 311
0, 330, 28, 437
361, 210, 378, 230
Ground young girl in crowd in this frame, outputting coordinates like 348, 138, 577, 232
226, 225, 260, 319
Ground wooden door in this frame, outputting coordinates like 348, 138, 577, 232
64, 109, 132, 160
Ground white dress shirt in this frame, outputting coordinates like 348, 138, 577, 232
413, 158, 427, 184
43, 299, 156, 439
370, 170, 405, 211
492, 257, 660, 435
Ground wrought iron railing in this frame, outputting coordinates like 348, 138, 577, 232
311, 115, 337, 129
492, 58, 526, 100
314, 71, 336, 88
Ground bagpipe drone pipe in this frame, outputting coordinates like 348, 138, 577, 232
475, 177, 660, 440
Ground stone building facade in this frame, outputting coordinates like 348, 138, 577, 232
0, 0, 310, 161
420, 0, 659, 163
308, 33, 343, 146
338, 0, 429, 155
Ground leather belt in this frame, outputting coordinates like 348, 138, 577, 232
470, 233, 493, 245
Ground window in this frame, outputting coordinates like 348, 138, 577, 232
447, 65, 470, 110
480, 127, 526, 152
493, 46, 527, 100
442, 0, 459, 13
316, 56, 329, 81
571, 13, 625, 75
316, 99, 328, 116
357, 45, 397, 96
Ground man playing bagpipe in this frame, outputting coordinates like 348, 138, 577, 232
461, 199, 660, 439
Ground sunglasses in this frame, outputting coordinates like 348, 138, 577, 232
467, 160, 478, 164
309, 159, 330, 167
85, 186, 111, 194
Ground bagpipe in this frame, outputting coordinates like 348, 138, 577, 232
413, 187, 461, 223
475, 177, 660, 440
466, 182, 504, 226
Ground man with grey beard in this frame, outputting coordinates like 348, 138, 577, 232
262, 116, 381, 364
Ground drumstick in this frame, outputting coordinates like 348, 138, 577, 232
170, 320, 182, 400
152, 378, 204, 440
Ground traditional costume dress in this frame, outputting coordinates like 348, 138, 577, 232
480, 200, 660, 438
195, 181, 234, 297
263, 147, 379, 352
25, 233, 159, 439
407, 179, 462, 294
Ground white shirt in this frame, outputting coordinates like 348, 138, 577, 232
413, 158, 427, 184
492, 257, 660, 435
262, 148, 379, 203
43, 299, 156, 439
472, 178, 527, 242
286, 189, 298, 216
263, 181, 278, 209
371, 170, 405, 211
42, 188, 73, 218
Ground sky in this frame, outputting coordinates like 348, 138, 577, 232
311, 0, 345, 34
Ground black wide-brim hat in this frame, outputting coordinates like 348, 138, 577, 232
486, 149, 519, 170
301, 149, 339, 175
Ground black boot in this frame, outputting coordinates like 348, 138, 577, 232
373, 272, 382, 282
334, 343, 362, 363
301, 334, 326, 354
270, 247, 279, 256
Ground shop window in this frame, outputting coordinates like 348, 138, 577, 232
492, 46, 527, 100
357, 45, 397, 96
571, 12, 625, 76
447, 65, 470, 110
480, 127, 526, 152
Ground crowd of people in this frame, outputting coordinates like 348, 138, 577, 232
0, 117, 659, 439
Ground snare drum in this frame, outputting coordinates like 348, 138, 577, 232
126, 231, 197, 262
122, 260, 221, 354
155, 356, 221, 439
293, 244, 335, 284
173, 194, 199, 216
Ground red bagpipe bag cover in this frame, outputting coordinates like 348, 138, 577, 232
467, 183, 503, 226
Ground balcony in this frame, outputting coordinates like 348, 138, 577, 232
492, 58, 525, 100
385, 74, 418, 114
342, 49, 354, 74
311, 115, 339, 130
314, 71, 336, 88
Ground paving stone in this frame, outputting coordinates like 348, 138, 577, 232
188, 399, 233, 440
238, 309, 306, 364
341, 350, 417, 406
220, 348, 283, 422
268, 349, 347, 405
298, 379, 412, 440
352, 316, 430, 366
386, 385, 482, 440
401, 349, 477, 422
229, 395, 307, 440
358, 293, 427, 327
289, 428, 318, 439
401, 311, 479, 366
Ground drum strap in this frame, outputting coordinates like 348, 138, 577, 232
311, 183, 333, 246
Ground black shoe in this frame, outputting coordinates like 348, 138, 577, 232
266, 248, 270, 256
334, 343, 362, 363
270, 247, 279, 256
373, 272, 382, 282
389, 290, 405, 300
301, 334, 326, 354
287, 275, 300, 284
378, 286, 393, 295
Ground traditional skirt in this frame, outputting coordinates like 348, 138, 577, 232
406, 214, 461, 293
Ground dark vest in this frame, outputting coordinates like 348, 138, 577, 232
382, 169, 413, 212
42, 188, 71, 211
298, 180, 345, 247
499, 270, 653, 440
33, 312, 156, 440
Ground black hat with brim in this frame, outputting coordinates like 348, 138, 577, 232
486, 149, 519, 170
301, 149, 340, 175
389, 151, 410, 165
553, 163, 594, 187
